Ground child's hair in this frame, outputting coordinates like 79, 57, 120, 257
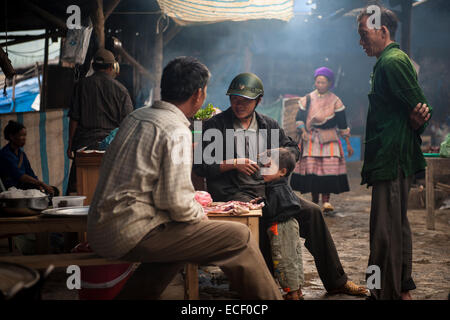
266, 148, 296, 176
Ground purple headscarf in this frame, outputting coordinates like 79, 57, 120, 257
314, 67, 334, 90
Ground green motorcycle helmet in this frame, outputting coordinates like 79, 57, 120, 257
226, 73, 264, 99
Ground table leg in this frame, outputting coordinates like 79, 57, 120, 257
184, 263, 199, 300
78, 232, 87, 243
426, 161, 435, 230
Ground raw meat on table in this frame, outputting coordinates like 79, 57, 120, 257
203, 200, 264, 215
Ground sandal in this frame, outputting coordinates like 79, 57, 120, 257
328, 281, 368, 296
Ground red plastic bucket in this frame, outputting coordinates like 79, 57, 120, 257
72, 242, 134, 300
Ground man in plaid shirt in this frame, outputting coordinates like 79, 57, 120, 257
87, 57, 282, 300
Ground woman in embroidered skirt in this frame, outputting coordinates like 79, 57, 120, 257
290, 67, 353, 213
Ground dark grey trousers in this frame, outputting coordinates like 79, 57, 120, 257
367, 169, 416, 300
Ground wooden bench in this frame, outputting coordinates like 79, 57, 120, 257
0, 253, 199, 299
0, 252, 127, 269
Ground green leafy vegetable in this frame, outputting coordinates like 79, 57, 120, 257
193, 103, 216, 120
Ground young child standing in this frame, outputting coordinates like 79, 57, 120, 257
259, 148, 305, 300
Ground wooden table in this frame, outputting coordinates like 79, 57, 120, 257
425, 157, 450, 230
0, 214, 87, 253
0, 210, 261, 300
0, 215, 87, 234
184, 210, 262, 300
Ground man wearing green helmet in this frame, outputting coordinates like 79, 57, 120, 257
194, 72, 367, 298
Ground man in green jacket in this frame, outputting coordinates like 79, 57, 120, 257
357, 7, 431, 300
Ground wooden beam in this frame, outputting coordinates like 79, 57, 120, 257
0, 31, 63, 47
115, 44, 155, 83
426, 159, 435, 230
163, 25, 181, 47
104, 0, 122, 20
21, 0, 68, 31
0, 253, 128, 269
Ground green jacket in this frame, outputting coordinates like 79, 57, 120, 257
361, 42, 432, 186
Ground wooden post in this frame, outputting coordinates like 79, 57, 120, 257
41, 30, 49, 111
92, 0, 105, 49
151, 18, 163, 102
425, 159, 435, 230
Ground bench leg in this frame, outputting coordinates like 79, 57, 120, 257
184, 263, 199, 300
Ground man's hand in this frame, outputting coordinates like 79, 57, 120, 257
410, 103, 431, 130
234, 158, 260, 176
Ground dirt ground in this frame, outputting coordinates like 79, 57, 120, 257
1, 161, 449, 300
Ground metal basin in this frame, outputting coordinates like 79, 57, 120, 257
0, 196, 49, 216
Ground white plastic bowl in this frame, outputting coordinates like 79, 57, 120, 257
52, 196, 86, 208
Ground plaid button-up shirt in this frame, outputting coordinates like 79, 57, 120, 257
87, 101, 204, 259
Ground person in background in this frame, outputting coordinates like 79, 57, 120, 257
357, 6, 431, 300
87, 57, 282, 300
290, 67, 353, 214
0, 120, 57, 195
67, 48, 133, 193
0, 120, 59, 255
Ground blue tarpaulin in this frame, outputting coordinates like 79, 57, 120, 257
0, 76, 41, 114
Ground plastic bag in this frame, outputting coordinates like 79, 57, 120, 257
61, 19, 93, 65
440, 133, 450, 158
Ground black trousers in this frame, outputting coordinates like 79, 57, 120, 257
367, 169, 415, 299
236, 193, 348, 292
